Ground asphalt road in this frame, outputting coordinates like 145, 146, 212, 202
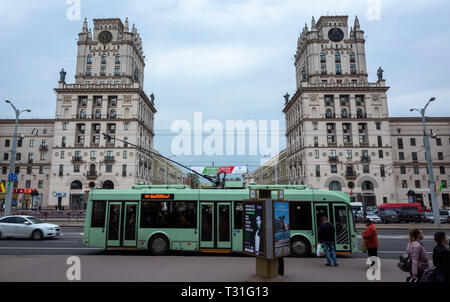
0, 227, 443, 259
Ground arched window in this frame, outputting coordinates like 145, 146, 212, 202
87, 54, 92, 64
110, 109, 116, 118
102, 180, 114, 189
349, 52, 355, 62
89, 164, 96, 173
101, 54, 107, 64
115, 54, 120, 64
329, 181, 342, 191
335, 52, 340, 62
357, 108, 363, 118
326, 108, 333, 118
341, 108, 348, 118
95, 109, 101, 119
320, 52, 326, 63
362, 181, 374, 191
80, 109, 86, 119
70, 180, 82, 190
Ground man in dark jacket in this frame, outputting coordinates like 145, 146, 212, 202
433, 232, 450, 283
318, 216, 338, 266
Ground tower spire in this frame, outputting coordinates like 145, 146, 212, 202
124, 17, 129, 32
82, 18, 88, 33
354, 15, 360, 30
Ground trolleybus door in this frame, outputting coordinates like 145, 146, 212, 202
332, 204, 350, 252
106, 202, 122, 247
122, 202, 138, 247
217, 202, 231, 249
200, 202, 214, 248
314, 203, 329, 243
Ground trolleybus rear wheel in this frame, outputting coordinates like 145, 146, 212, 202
148, 235, 169, 256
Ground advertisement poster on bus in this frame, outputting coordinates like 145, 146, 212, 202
274, 201, 290, 257
243, 201, 265, 257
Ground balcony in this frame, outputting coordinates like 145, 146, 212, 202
104, 156, 115, 163
327, 142, 337, 147
361, 156, 371, 163
343, 141, 353, 147
345, 172, 357, 180
359, 141, 369, 147
328, 156, 339, 163
72, 156, 83, 164
39, 145, 48, 152
87, 171, 97, 180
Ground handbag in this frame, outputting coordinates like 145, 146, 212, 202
398, 248, 412, 272
316, 243, 325, 257
361, 240, 367, 253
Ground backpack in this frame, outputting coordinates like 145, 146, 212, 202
419, 266, 436, 282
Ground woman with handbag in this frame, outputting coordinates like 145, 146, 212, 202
407, 229, 429, 282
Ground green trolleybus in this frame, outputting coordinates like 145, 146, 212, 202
82, 182, 358, 257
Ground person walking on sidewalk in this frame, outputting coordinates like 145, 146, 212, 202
362, 219, 379, 262
318, 216, 338, 267
407, 229, 429, 282
433, 231, 450, 283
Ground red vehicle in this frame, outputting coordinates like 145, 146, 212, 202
377, 203, 424, 212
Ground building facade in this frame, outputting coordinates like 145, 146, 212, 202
253, 149, 288, 185
390, 117, 450, 208
283, 16, 395, 207
0, 119, 54, 209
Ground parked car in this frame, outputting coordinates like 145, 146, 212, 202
378, 209, 400, 224
366, 211, 381, 223
352, 210, 365, 223
0, 215, 60, 240
425, 212, 435, 223
440, 210, 450, 223
397, 206, 423, 223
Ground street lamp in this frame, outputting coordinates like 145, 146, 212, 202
4, 100, 31, 216
164, 155, 176, 184
410, 97, 440, 228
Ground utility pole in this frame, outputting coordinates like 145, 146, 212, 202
410, 97, 441, 228
4, 100, 31, 216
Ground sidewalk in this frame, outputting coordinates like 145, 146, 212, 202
0, 255, 406, 282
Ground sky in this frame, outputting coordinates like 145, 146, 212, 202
0, 0, 449, 175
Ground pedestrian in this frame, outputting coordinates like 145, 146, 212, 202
433, 232, 450, 283
318, 216, 338, 266
362, 218, 379, 265
407, 229, 429, 282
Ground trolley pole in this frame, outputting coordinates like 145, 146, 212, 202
4, 100, 31, 216
411, 97, 441, 228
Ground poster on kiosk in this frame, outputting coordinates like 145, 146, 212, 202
243, 200, 265, 257
273, 200, 290, 257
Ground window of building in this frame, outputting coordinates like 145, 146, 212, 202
350, 64, 356, 74
335, 52, 340, 62
80, 109, 86, 119
106, 164, 112, 173
5, 139, 10, 147
3, 153, 9, 161
400, 166, 406, 174
123, 150, 127, 159
74, 165, 80, 173
17, 139, 23, 148
438, 152, 444, 160
398, 138, 403, 149
440, 166, 445, 174
345, 150, 352, 158
436, 138, 442, 146
341, 108, 348, 118
414, 166, 419, 174
314, 136, 319, 147
320, 52, 326, 63
115, 54, 120, 64
363, 164, 369, 173
100, 67, 106, 76
329, 181, 342, 191
2, 167, 7, 174
402, 180, 408, 188
92, 136, 100, 143
376, 122, 381, 130
40, 153, 46, 161
86, 67, 92, 76
38, 180, 44, 189
124, 122, 129, 130
39, 166, 44, 174
25, 180, 31, 188
122, 164, 127, 176
380, 165, 385, 177
114, 67, 120, 76
399, 152, 405, 160
335, 64, 342, 75
110, 109, 117, 118
349, 52, 355, 62
377, 136, 382, 147
314, 150, 319, 159
16, 153, 21, 160
90, 151, 96, 159
101, 54, 107, 64
27, 165, 32, 174
77, 136, 84, 143
331, 165, 337, 173
410, 138, 416, 146
95, 109, 101, 119
28, 139, 35, 147
412, 152, 418, 162
379, 150, 384, 159
415, 180, 421, 188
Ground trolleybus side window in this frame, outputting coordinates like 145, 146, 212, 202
140, 201, 197, 229
289, 202, 313, 230
234, 202, 243, 229
91, 201, 106, 227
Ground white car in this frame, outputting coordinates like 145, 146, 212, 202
0, 215, 60, 240
366, 211, 381, 223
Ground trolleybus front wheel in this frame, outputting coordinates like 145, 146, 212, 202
291, 237, 311, 257
148, 235, 169, 256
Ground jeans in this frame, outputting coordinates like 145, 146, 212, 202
322, 242, 338, 265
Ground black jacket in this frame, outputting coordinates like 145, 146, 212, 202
433, 244, 450, 278
318, 221, 335, 243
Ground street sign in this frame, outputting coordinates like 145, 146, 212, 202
8, 173, 18, 181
